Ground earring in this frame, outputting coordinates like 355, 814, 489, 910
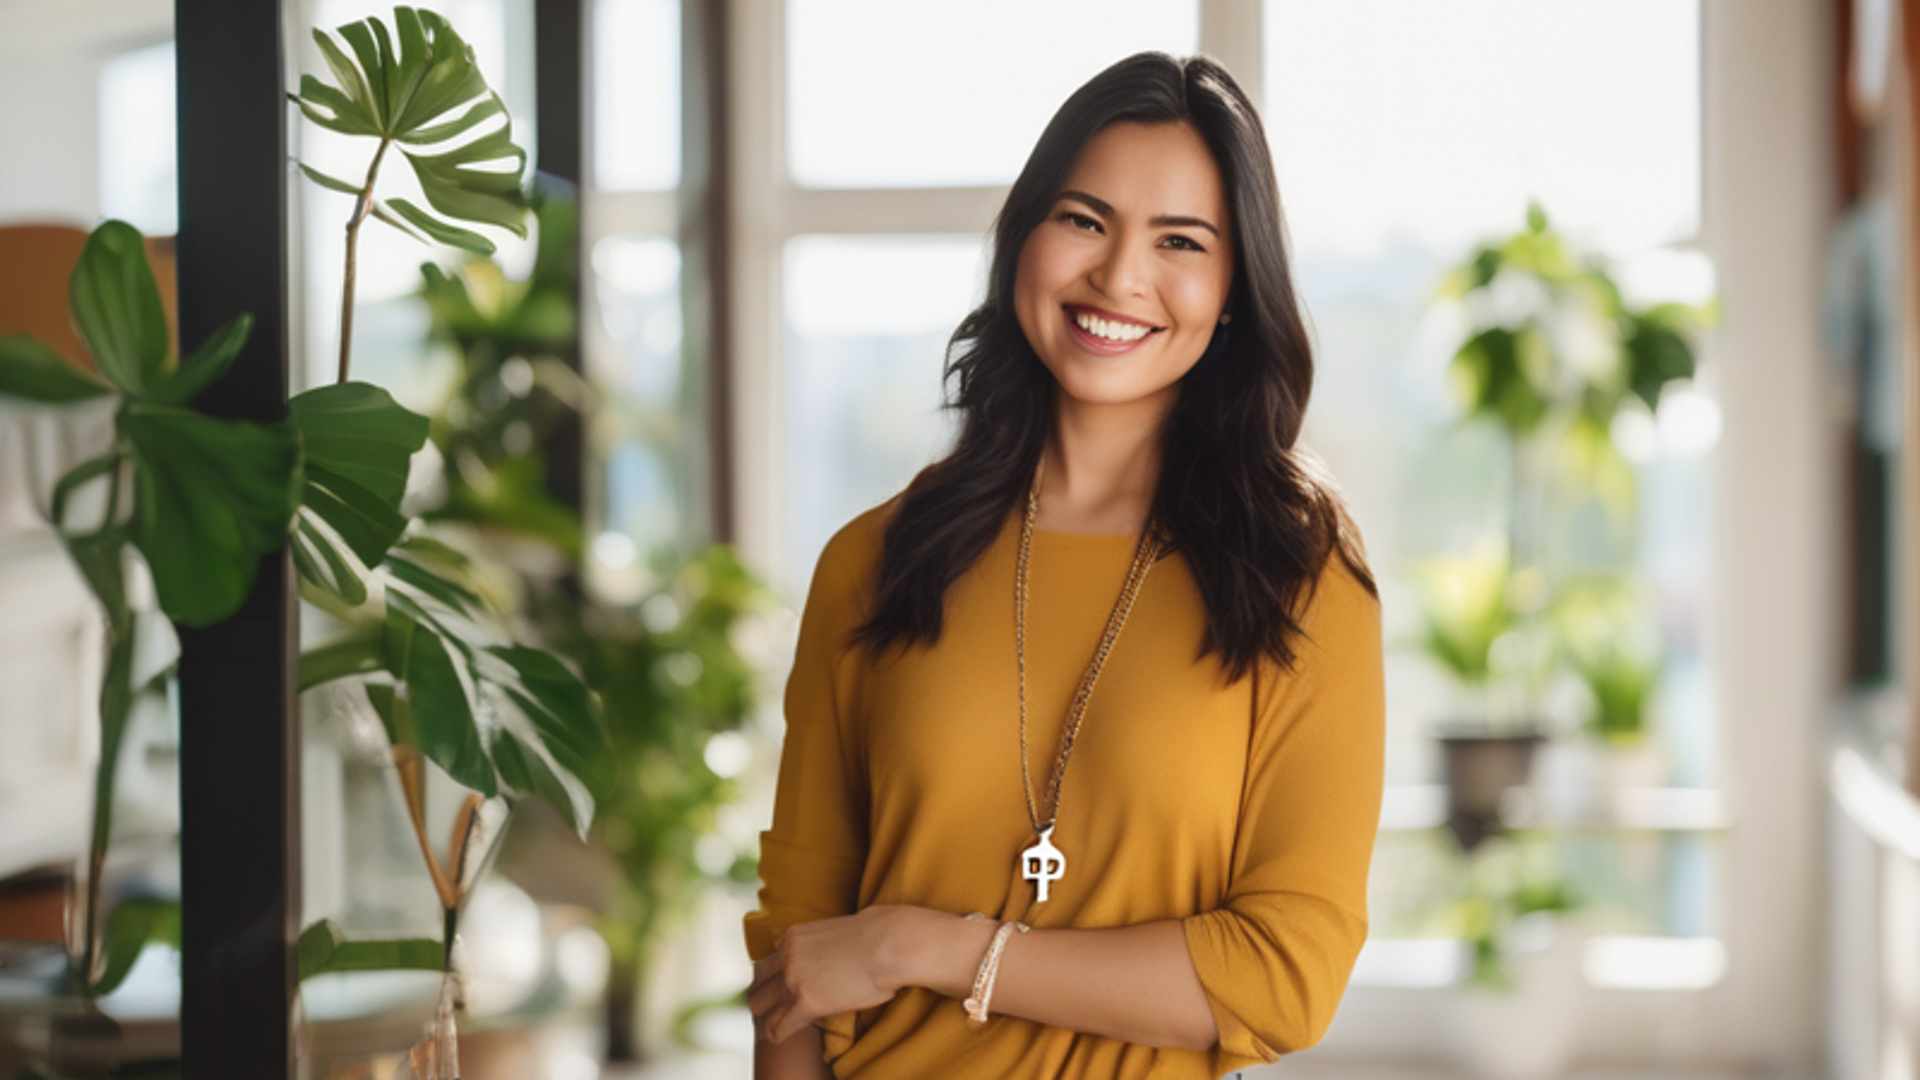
1219, 313, 1232, 326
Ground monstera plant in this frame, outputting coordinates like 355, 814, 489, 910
0, 13, 610, 1078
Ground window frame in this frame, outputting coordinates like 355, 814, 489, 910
580, 0, 1831, 1067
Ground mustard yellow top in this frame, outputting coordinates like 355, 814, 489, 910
745, 503, 1384, 1078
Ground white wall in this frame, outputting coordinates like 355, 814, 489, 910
0, 0, 170, 226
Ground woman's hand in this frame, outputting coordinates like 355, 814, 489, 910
748, 905, 986, 1044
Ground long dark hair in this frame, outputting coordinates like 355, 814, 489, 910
853, 52, 1373, 681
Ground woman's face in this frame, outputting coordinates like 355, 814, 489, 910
1014, 121, 1235, 417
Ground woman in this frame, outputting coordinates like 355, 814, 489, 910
745, 52, 1383, 1079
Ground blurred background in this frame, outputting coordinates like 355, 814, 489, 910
0, 0, 1908, 1078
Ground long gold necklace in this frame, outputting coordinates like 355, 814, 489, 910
1014, 468, 1160, 904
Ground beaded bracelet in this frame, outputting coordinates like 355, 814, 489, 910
962, 913, 1029, 1024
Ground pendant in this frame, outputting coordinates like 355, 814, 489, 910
1021, 826, 1065, 903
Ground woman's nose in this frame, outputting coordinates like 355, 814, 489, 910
1088, 236, 1151, 299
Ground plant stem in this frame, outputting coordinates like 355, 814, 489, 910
338, 138, 394, 385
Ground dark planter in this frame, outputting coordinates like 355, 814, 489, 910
1435, 727, 1546, 851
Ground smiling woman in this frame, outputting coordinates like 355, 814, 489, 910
745, 53, 1382, 1080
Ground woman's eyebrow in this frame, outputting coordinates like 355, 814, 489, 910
1057, 189, 1220, 238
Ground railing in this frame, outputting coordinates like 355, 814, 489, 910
1825, 688, 1919, 1080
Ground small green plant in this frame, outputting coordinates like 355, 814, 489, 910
1413, 547, 1517, 691
1441, 832, 1580, 989
1553, 576, 1661, 744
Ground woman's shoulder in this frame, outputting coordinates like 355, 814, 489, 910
1290, 550, 1382, 669
806, 496, 904, 603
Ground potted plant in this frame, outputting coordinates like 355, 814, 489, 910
1421, 205, 1705, 847
1439, 831, 1585, 1080
412, 185, 774, 1062
0, 8, 614, 1075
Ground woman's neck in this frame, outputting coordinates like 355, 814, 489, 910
1034, 394, 1171, 536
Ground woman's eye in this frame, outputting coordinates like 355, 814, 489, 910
1163, 234, 1205, 252
1061, 211, 1102, 232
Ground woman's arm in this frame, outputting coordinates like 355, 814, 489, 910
747, 905, 1218, 1050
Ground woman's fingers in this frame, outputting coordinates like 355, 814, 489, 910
747, 956, 788, 1020
749, 950, 782, 996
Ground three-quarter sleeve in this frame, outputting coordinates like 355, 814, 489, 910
743, 520, 875, 962
1181, 559, 1385, 1067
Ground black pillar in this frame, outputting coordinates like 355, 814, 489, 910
174, 0, 299, 1076
685, 0, 734, 546
535, 0, 587, 518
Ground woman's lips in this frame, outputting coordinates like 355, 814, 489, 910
1061, 306, 1160, 356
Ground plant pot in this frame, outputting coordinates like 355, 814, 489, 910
1445, 915, 1585, 1080
1436, 726, 1546, 851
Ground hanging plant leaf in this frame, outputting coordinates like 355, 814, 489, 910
0, 334, 113, 404
292, 6, 530, 246
123, 404, 302, 628
68, 221, 170, 397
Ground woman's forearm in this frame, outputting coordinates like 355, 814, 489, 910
754, 1014, 831, 1079
903, 913, 1219, 1050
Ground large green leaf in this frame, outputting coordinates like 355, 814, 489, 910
0, 334, 112, 404
290, 382, 429, 507
124, 404, 302, 628
289, 382, 427, 568
303, 464, 409, 567
486, 645, 614, 837
145, 314, 254, 408
384, 598, 497, 796
375, 551, 609, 835
297, 919, 442, 981
68, 221, 169, 396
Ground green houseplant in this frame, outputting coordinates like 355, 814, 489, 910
413, 187, 772, 1062
0, 8, 612, 1076
1419, 205, 1706, 850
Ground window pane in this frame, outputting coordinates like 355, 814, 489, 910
593, 234, 688, 569
1264, 0, 1700, 256
100, 41, 178, 235
594, 0, 681, 191
1263, 0, 1709, 785
786, 0, 1199, 188
781, 235, 984, 592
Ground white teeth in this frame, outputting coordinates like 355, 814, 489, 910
1074, 311, 1151, 343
